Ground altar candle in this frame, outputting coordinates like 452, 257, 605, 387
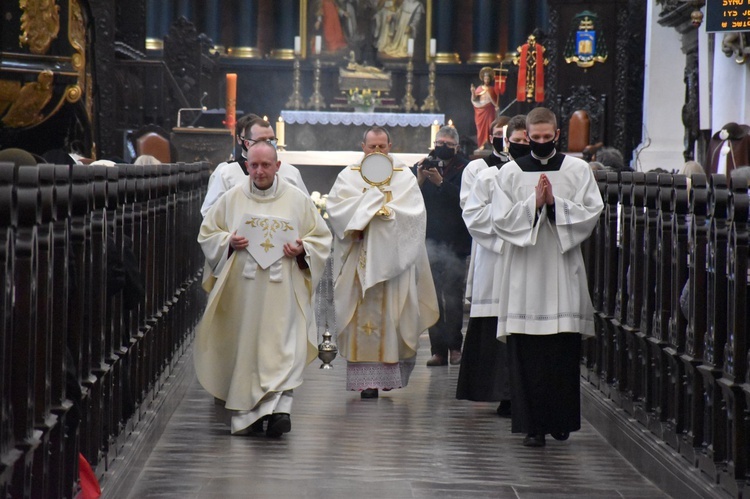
407, 38, 414, 57
225, 73, 237, 131
277, 116, 285, 147
294, 36, 301, 55
429, 38, 436, 58
430, 120, 439, 149
448, 119, 454, 128
315, 35, 322, 55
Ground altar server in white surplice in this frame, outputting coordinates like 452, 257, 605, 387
326, 126, 439, 400
490, 107, 603, 448
196, 141, 331, 437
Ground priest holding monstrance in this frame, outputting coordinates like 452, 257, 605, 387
326, 126, 439, 399
195, 141, 332, 436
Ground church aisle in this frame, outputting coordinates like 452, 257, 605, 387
126, 335, 669, 499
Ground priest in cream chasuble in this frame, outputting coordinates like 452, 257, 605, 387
326, 126, 439, 396
196, 142, 331, 435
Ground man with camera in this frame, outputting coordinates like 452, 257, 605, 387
413, 125, 471, 366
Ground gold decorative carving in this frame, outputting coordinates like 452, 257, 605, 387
0, 81, 22, 115
2, 70, 54, 128
19, 0, 61, 55
69, 0, 86, 54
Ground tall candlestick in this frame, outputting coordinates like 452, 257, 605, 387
225, 73, 237, 131
429, 38, 436, 58
407, 38, 414, 57
294, 36, 301, 55
315, 35, 322, 55
276, 116, 285, 148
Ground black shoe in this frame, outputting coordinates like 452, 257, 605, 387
249, 416, 267, 433
551, 431, 570, 441
360, 388, 379, 399
522, 433, 546, 447
266, 413, 291, 437
496, 400, 511, 418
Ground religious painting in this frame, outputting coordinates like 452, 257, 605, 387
301, 0, 432, 64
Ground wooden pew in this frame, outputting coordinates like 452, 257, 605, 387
697, 174, 730, 481
635, 172, 660, 427
623, 172, 646, 416
0, 163, 20, 497
718, 174, 749, 496
10, 166, 42, 498
679, 173, 709, 465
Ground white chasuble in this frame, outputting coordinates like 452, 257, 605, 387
490, 156, 603, 337
195, 177, 332, 414
326, 159, 439, 364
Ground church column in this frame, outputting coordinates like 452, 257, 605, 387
148, 0, 174, 50
175, 0, 193, 21
535, 0, 549, 34
711, 38, 750, 133
508, 0, 530, 50
633, 0, 685, 171
269, 0, 299, 60
228, 0, 261, 58
433, 0, 459, 64
203, 0, 224, 53
146, 0, 164, 50
468, 0, 501, 64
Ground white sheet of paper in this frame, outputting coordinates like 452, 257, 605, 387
235, 214, 299, 269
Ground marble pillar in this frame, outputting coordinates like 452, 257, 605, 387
468, 0, 501, 64
203, 0, 224, 53
146, 0, 163, 50
711, 38, 750, 134
229, 0, 261, 58
175, 0, 192, 20
508, 0, 530, 51
433, 0, 459, 64
270, 0, 299, 60
633, 0, 685, 172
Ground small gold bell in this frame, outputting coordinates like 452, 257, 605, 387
317, 330, 338, 369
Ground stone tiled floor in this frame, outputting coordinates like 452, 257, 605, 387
126, 335, 670, 498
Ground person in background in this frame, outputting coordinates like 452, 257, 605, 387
413, 125, 471, 367
457, 114, 529, 416
201, 114, 308, 217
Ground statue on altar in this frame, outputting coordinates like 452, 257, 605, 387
512, 34, 549, 103
470, 66, 499, 151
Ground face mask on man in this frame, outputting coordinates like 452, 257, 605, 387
528, 137, 556, 158
508, 141, 531, 159
433, 144, 456, 160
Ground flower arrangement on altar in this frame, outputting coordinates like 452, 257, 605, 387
310, 191, 329, 219
346, 88, 382, 111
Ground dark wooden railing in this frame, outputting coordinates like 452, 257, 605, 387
585, 170, 750, 498
0, 161, 210, 498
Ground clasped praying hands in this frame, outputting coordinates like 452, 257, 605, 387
535, 174, 554, 209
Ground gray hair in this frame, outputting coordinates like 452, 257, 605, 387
596, 147, 625, 172
436, 126, 459, 143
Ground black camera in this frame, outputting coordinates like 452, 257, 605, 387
420, 156, 444, 173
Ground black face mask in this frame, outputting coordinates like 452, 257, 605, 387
508, 141, 531, 159
434, 144, 456, 160
492, 137, 505, 154
528, 138, 556, 158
